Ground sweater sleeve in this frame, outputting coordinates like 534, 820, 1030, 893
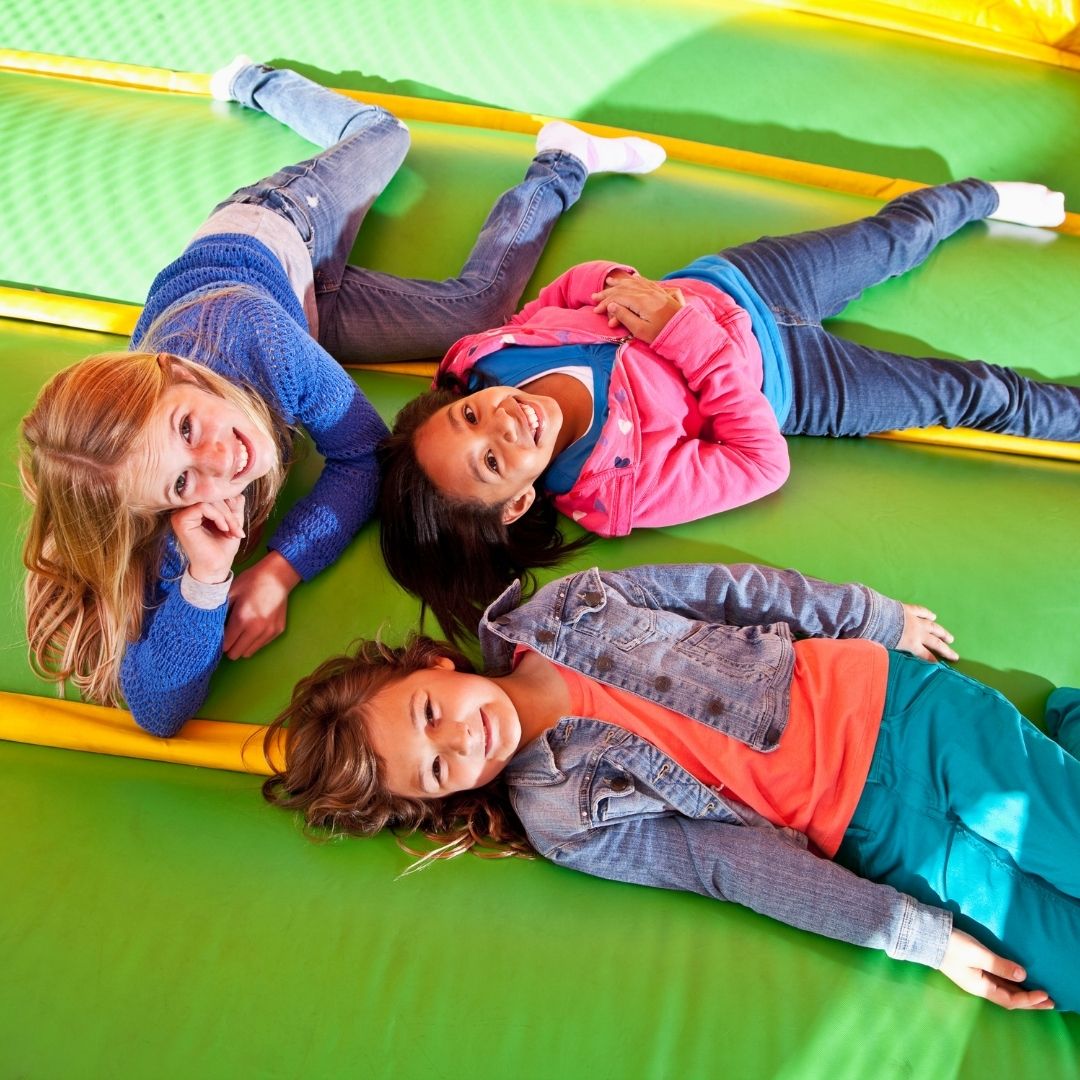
119, 546, 228, 737
253, 334, 389, 582
540, 813, 952, 968
511, 261, 635, 323
629, 299, 790, 526
608, 562, 905, 646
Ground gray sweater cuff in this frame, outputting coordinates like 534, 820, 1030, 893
861, 587, 906, 648
180, 570, 233, 610
888, 896, 953, 968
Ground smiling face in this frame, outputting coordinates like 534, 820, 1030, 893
125, 380, 279, 511
413, 385, 563, 523
365, 657, 523, 799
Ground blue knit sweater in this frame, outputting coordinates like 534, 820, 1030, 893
119, 233, 389, 736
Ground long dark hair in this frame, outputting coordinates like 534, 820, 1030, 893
378, 377, 591, 643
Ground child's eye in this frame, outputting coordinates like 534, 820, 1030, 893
484, 450, 499, 474
424, 700, 435, 725
180, 415, 192, 442
174, 472, 188, 497
463, 404, 477, 425
432, 756, 442, 782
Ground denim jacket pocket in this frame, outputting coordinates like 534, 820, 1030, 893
589, 772, 671, 824
563, 571, 657, 650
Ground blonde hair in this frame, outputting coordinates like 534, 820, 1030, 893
263, 635, 533, 865
20, 349, 287, 706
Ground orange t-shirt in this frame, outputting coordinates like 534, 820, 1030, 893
547, 638, 888, 856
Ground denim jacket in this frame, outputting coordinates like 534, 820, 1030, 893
480, 564, 953, 969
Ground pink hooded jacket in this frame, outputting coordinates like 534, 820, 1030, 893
437, 260, 790, 537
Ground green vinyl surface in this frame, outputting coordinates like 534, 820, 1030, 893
8, 0, 1080, 201
1, 2, 1079, 1076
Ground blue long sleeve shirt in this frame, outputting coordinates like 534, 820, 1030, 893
120, 233, 388, 736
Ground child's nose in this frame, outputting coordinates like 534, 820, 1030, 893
441, 722, 473, 756
199, 439, 229, 478
495, 401, 522, 442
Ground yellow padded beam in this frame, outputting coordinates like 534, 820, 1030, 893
3, 49, 1080, 236
0, 690, 281, 774
749, 0, 1080, 69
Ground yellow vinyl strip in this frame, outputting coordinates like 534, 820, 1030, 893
3, 50, 1080, 234
748, 0, 1080, 69
871, 425, 1080, 462
0, 690, 282, 774
0, 285, 141, 337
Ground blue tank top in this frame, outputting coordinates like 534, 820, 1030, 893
470, 342, 615, 493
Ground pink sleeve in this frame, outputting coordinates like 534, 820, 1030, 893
631, 300, 790, 525
510, 261, 636, 324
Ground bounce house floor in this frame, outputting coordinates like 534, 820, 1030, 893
1, 2, 1078, 1076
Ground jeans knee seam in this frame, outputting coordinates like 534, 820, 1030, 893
321, 174, 561, 307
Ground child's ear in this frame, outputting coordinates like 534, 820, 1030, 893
428, 655, 457, 671
501, 486, 536, 526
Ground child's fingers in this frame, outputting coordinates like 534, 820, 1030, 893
923, 622, 958, 661
602, 300, 644, 336
980, 975, 1054, 1011
976, 947, 1053, 1010
202, 499, 245, 538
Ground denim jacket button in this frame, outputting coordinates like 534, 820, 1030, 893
536, 629, 556, 644
582, 590, 603, 606
653, 675, 672, 692
610, 776, 632, 793
707, 698, 724, 715
595, 654, 614, 673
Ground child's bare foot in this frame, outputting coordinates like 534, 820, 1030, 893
537, 120, 665, 175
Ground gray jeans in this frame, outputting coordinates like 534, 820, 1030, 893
723, 180, 1080, 441
212, 63, 587, 364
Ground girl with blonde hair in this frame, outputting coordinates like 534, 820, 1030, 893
20, 60, 664, 736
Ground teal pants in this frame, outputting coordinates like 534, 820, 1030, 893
837, 652, 1080, 1011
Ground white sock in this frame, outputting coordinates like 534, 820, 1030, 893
209, 55, 257, 102
536, 120, 665, 176
988, 182, 1066, 228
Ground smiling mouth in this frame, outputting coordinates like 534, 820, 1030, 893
518, 400, 542, 445
232, 430, 252, 481
481, 709, 492, 758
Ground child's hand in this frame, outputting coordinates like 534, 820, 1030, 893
897, 604, 958, 662
223, 550, 301, 659
171, 496, 246, 585
939, 929, 1054, 1010
592, 276, 685, 344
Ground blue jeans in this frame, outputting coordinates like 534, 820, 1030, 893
837, 652, 1080, 1011
217, 65, 587, 362
723, 181, 1080, 441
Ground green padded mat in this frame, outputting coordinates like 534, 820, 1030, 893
9, 0, 1080, 201
2, 2, 1079, 1076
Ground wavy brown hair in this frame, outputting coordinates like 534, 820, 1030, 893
378, 378, 591, 644
263, 634, 533, 864
20, 350, 286, 706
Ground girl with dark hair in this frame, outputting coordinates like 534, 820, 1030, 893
265, 560, 1080, 1012
378, 181, 1079, 640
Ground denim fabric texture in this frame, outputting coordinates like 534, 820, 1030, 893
722, 180, 1080, 439
227, 65, 588, 364
122, 65, 587, 736
838, 652, 1080, 1010
485, 564, 953, 967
